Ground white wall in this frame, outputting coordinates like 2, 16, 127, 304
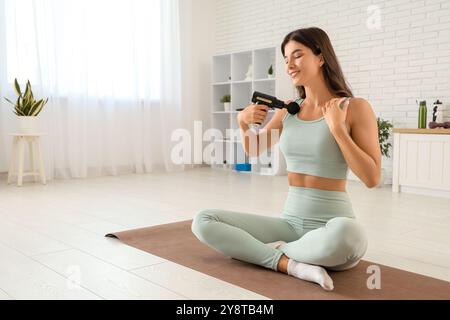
213, 0, 450, 184
180, 0, 216, 133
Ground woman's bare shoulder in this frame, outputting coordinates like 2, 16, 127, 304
348, 97, 374, 125
266, 108, 288, 130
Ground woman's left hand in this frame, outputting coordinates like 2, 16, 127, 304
321, 97, 350, 134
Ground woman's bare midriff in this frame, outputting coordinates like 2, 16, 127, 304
288, 172, 347, 192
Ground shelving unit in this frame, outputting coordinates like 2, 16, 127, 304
209, 47, 290, 176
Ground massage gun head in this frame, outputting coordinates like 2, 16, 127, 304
251, 91, 300, 115
286, 101, 300, 115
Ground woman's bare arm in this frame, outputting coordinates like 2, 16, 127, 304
238, 108, 288, 157
331, 98, 381, 188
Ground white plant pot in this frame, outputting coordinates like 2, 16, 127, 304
17, 116, 39, 134
267, 74, 274, 79
224, 102, 231, 112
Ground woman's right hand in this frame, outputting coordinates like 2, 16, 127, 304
237, 104, 270, 126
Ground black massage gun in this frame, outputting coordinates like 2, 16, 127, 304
236, 91, 301, 129
252, 91, 301, 116
238, 92, 351, 129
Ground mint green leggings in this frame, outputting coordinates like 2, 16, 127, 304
192, 186, 368, 271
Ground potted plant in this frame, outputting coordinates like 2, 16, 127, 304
220, 94, 231, 112
4, 78, 48, 134
267, 64, 274, 78
376, 117, 393, 187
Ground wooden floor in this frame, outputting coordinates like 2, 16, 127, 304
0, 167, 449, 300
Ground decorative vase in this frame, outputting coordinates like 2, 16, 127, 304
17, 116, 39, 134
224, 102, 231, 112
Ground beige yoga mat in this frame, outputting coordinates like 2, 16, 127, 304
106, 220, 450, 300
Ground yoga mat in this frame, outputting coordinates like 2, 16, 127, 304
106, 220, 450, 300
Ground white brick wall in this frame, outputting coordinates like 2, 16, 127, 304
214, 0, 450, 184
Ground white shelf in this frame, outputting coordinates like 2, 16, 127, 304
254, 47, 276, 80
232, 80, 253, 84
231, 51, 252, 82
213, 79, 273, 85
212, 55, 231, 83
231, 82, 252, 111
254, 78, 276, 82
211, 47, 287, 176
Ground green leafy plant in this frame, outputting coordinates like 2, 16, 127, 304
4, 78, 48, 116
377, 117, 393, 158
268, 64, 273, 76
220, 94, 231, 103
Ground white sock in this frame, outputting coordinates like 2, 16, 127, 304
287, 259, 334, 291
266, 241, 286, 250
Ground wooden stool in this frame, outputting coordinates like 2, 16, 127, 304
7, 133, 47, 187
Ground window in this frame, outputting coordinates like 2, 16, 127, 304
5, 0, 161, 99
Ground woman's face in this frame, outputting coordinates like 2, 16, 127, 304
284, 40, 323, 87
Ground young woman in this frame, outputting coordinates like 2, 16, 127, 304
192, 27, 381, 291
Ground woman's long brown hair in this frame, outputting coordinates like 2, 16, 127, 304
281, 27, 354, 99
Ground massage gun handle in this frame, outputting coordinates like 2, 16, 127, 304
236, 102, 268, 127
253, 101, 263, 126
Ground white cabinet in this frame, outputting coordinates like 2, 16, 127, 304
209, 47, 295, 176
392, 128, 450, 198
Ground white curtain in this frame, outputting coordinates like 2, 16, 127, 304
0, 0, 190, 179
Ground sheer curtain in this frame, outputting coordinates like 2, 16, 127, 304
0, 0, 189, 179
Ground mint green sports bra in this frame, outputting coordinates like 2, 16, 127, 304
279, 99, 348, 179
